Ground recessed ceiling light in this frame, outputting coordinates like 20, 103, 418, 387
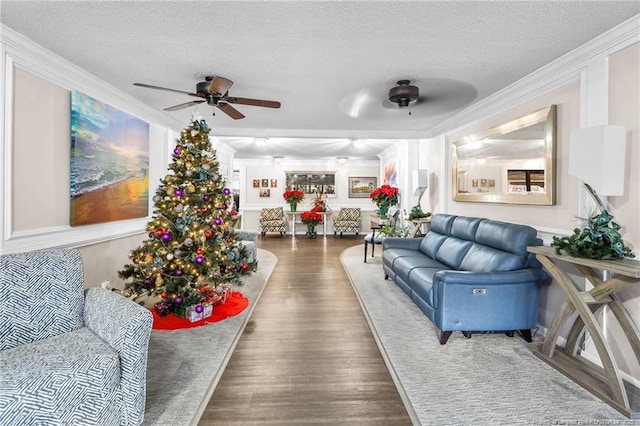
337, 157, 348, 164
255, 137, 267, 147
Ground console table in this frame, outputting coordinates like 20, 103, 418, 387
410, 217, 432, 238
285, 211, 332, 237
527, 246, 640, 419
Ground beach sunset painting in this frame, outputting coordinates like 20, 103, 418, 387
70, 91, 149, 226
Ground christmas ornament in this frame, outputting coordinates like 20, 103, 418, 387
195, 305, 204, 314
195, 255, 204, 264
174, 296, 183, 304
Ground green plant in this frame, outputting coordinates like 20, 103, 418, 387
408, 206, 431, 220
379, 224, 411, 238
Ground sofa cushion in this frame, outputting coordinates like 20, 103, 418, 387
418, 231, 449, 259
459, 243, 527, 272
0, 327, 123, 425
450, 216, 484, 241
393, 256, 449, 284
408, 267, 448, 309
475, 220, 538, 255
434, 237, 473, 269
429, 214, 455, 235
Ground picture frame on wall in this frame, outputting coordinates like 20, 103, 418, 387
259, 189, 270, 197
480, 179, 487, 187
253, 179, 260, 188
348, 177, 377, 198
70, 91, 149, 227
262, 179, 269, 187
270, 179, 277, 188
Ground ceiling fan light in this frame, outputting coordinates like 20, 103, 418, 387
352, 139, 364, 149
388, 79, 419, 109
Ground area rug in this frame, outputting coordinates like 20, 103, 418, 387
143, 249, 277, 426
151, 292, 249, 330
341, 245, 635, 425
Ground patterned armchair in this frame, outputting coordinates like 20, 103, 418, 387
0, 249, 153, 426
333, 207, 362, 236
259, 207, 288, 237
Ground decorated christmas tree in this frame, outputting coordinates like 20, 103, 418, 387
119, 117, 257, 316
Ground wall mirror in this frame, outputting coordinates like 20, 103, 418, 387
452, 105, 556, 205
285, 171, 336, 196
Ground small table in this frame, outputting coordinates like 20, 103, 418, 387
410, 218, 432, 238
286, 211, 332, 237
527, 246, 640, 419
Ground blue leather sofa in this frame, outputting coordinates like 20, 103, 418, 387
0, 249, 153, 425
382, 214, 544, 344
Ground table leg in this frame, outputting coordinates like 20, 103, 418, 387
536, 255, 629, 408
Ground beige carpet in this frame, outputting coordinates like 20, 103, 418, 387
143, 249, 277, 426
341, 244, 638, 425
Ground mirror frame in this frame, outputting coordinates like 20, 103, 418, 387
451, 105, 556, 205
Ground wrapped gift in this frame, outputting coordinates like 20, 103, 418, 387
174, 302, 214, 323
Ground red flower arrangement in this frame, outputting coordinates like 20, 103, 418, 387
370, 185, 399, 207
300, 211, 323, 226
283, 190, 305, 205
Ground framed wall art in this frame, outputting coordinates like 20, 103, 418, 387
70, 91, 149, 226
348, 177, 376, 198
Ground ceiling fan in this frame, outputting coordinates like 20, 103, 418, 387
133, 75, 281, 120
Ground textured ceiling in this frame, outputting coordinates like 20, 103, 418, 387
2, 1, 638, 160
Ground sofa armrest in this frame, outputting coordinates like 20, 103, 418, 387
382, 237, 421, 250
83, 288, 153, 426
234, 229, 258, 243
432, 269, 542, 329
433, 268, 543, 286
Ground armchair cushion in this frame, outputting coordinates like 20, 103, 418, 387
0, 249, 153, 425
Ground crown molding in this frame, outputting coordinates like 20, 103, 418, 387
432, 14, 640, 137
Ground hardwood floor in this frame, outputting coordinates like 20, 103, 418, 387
199, 234, 412, 425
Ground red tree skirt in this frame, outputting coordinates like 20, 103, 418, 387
151, 291, 249, 330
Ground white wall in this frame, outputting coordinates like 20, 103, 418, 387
430, 20, 639, 381
234, 158, 379, 234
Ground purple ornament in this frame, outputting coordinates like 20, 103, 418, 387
174, 188, 183, 197
203, 194, 210, 201
162, 232, 172, 242
174, 296, 183, 304
175, 269, 184, 276
195, 255, 204, 264
214, 217, 223, 225
173, 147, 181, 155
223, 188, 231, 195
195, 305, 204, 314
143, 278, 153, 287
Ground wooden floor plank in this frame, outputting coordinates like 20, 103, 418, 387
198, 235, 412, 425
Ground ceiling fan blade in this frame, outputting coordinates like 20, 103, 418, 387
208, 76, 234, 96
225, 97, 281, 108
216, 102, 245, 120
134, 82, 200, 98
164, 100, 205, 111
